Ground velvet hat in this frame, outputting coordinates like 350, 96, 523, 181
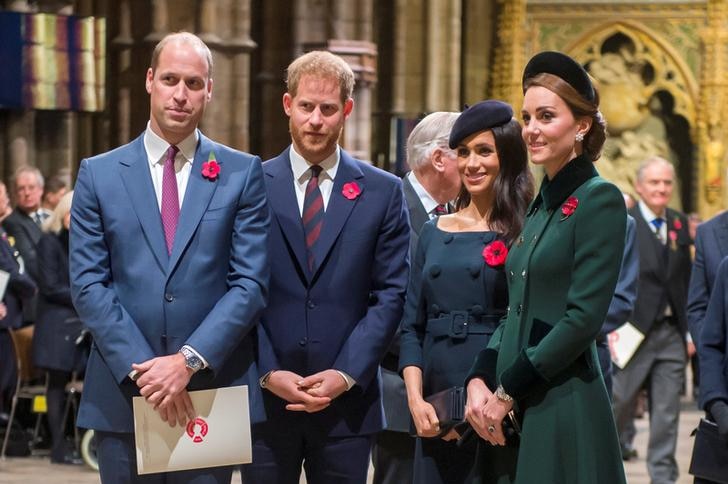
448, 100, 514, 149
522, 51, 595, 103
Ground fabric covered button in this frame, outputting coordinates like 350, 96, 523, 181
429, 265, 442, 278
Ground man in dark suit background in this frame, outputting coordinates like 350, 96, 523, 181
612, 156, 692, 484
3, 166, 45, 325
243, 51, 410, 484
372, 111, 461, 484
70, 32, 269, 482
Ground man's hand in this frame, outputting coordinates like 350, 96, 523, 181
263, 370, 331, 413
464, 377, 494, 440
709, 400, 728, 443
132, 353, 192, 406
0, 302, 7, 320
156, 390, 196, 427
297, 369, 348, 401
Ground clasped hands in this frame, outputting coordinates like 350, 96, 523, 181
132, 353, 195, 428
263, 369, 348, 413
465, 377, 513, 446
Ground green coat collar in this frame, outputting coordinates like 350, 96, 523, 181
528, 154, 598, 214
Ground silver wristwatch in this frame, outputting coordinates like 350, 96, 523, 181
494, 385, 513, 403
179, 346, 203, 373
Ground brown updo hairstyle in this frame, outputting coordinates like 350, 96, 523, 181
523, 73, 607, 161
454, 118, 534, 245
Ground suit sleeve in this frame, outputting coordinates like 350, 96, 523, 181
332, 179, 410, 389
37, 236, 73, 307
501, 182, 626, 400
688, 225, 710, 342
698, 257, 728, 409
70, 158, 157, 383
183, 156, 270, 370
601, 215, 638, 335
397, 222, 430, 372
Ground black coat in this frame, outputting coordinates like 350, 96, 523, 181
32, 230, 84, 372
0, 228, 37, 329
2, 210, 42, 323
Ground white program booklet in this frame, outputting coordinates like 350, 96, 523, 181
0, 269, 9, 300
133, 385, 252, 475
608, 322, 645, 369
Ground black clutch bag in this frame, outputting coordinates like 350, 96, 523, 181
689, 418, 728, 484
410, 386, 466, 438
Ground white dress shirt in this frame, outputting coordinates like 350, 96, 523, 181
289, 145, 340, 215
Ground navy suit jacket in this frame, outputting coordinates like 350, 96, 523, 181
688, 211, 728, 342
257, 147, 410, 437
70, 132, 270, 432
698, 255, 728, 409
601, 215, 639, 336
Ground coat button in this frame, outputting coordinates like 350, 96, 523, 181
307, 300, 315, 309
516, 304, 522, 315
521, 270, 526, 278
165, 293, 174, 302
299, 338, 307, 346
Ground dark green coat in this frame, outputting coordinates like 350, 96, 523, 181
469, 155, 627, 484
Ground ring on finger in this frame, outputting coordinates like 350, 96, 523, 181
487, 424, 496, 433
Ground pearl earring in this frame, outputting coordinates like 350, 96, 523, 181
575, 133, 584, 142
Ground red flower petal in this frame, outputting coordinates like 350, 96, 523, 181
482, 240, 508, 267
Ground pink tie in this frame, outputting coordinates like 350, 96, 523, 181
161, 145, 180, 255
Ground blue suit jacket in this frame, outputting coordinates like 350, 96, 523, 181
688, 211, 728, 342
601, 215, 639, 336
257, 147, 410, 437
698, 255, 728, 409
70, 132, 270, 432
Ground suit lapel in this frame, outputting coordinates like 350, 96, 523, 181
266, 150, 309, 278
402, 174, 429, 235
715, 214, 728, 260
119, 136, 169, 271
168, 134, 219, 272
311, 151, 364, 276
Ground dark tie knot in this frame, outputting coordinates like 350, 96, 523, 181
433, 204, 448, 216
651, 217, 664, 230
310, 165, 323, 179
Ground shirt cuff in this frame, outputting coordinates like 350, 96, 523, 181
336, 370, 356, 391
128, 369, 139, 381
182, 344, 209, 369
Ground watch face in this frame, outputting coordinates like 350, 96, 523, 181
186, 355, 203, 371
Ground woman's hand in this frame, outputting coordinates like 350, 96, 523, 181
408, 397, 441, 438
465, 377, 493, 440
479, 391, 514, 446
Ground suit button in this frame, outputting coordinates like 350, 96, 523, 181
307, 300, 315, 309
516, 304, 522, 315
299, 338, 307, 346
165, 293, 174, 302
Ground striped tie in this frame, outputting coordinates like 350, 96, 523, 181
302, 165, 324, 271
161, 144, 180, 255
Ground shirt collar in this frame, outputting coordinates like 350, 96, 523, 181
143, 122, 199, 165
530, 154, 598, 213
290, 145, 340, 182
407, 171, 439, 215
638, 200, 664, 224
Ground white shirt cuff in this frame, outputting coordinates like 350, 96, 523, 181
336, 370, 356, 391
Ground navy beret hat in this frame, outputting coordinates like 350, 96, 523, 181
448, 100, 514, 149
522, 51, 595, 103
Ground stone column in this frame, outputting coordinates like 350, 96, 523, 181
491, 0, 527, 108
425, 0, 461, 112
697, 0, 728, 217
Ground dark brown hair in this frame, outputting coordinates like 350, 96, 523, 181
455, 119, 534, 245
524, 72, 606, 161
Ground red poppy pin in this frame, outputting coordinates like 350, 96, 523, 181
483, 240, 508, 268
560, 196, 578, 221
673, 219, 682, 230
342, 181, 361, 200
202, 151, 220, 181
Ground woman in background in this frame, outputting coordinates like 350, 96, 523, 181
32, 191, 83, 465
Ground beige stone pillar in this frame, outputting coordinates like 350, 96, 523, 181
491, 0, 527, 108
425, 0, 461, 112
